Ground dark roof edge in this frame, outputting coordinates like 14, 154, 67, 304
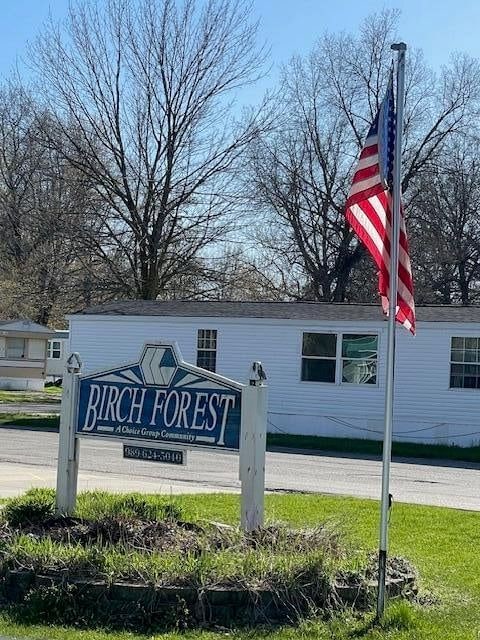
69, 299, 480, 323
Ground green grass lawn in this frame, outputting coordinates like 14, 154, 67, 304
0, 413, 60, 429
0, 389, 61, 404
269, 433, 480, 463
44, 385, 62, 394
0, 492, 479, 639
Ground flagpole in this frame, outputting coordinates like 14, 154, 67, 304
376, 42, 407, 619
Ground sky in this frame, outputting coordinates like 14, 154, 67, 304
0, 0, 479, 88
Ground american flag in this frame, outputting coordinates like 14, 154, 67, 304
345, 75, 416, 334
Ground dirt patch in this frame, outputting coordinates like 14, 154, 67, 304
6, 517, 204, 554
2, 517, 344, 557
336, 554, 417, 587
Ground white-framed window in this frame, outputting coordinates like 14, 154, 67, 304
341, 334, 378, 384
301, 333, 337, 382
47, 340, 62, 360
450, 337, 480, 389
6, 337, 26, 359
301, 332, 378, 385
197, 329, 217, 372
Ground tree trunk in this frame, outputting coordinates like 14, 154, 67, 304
458, 261, 470, 305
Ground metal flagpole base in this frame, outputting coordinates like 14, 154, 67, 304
376, 548, 387, 619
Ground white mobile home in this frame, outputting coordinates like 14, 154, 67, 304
0, 319, 55, 391
69, 300, 480, 447
46, 330, 69, 381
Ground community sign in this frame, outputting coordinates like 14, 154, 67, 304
75, 343, 242, 450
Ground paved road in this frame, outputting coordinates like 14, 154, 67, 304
0, 428, 479, 510
0, 403, 60, 414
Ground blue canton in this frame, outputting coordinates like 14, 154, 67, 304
377, 73, 396, 189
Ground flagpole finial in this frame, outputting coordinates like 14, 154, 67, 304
391, 42, 407, 51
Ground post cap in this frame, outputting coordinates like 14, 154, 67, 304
66, 352, 82, 373
249, 361, 267, 385
391, 42, 407, 51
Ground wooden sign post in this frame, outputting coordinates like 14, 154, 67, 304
55, 343, 268, 531
56, 353, 82, 515
239, 362, 267, 532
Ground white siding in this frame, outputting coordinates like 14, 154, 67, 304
0, 337, 5, 358
0, 377, 44, 391
393, 325, 480, 446
46, 338, 69, 378
70, 315, 480, 447
0, 360, 44, 368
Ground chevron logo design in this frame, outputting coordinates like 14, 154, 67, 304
139, 345, 178, 386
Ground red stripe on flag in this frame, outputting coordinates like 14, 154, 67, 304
351, 163, 381, 184
346, 183, 385, 209
346, 127, 415, 334
359, 144, 378, 160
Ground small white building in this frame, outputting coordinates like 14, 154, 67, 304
0, 319, 55, 391
69, 300, 480, 447
46, 330, 69, 381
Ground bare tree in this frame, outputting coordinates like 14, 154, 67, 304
410, 138, 480, 304
247, 10, 480, 302
31, 0, 268, 300
0, 84, 107, 324
195, 246, 282, 300
247, 107, 363, 301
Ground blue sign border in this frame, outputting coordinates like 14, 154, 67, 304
75, 342, 243, 451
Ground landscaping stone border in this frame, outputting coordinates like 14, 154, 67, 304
333, 574, 417, 609
0, 568, 417, 626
